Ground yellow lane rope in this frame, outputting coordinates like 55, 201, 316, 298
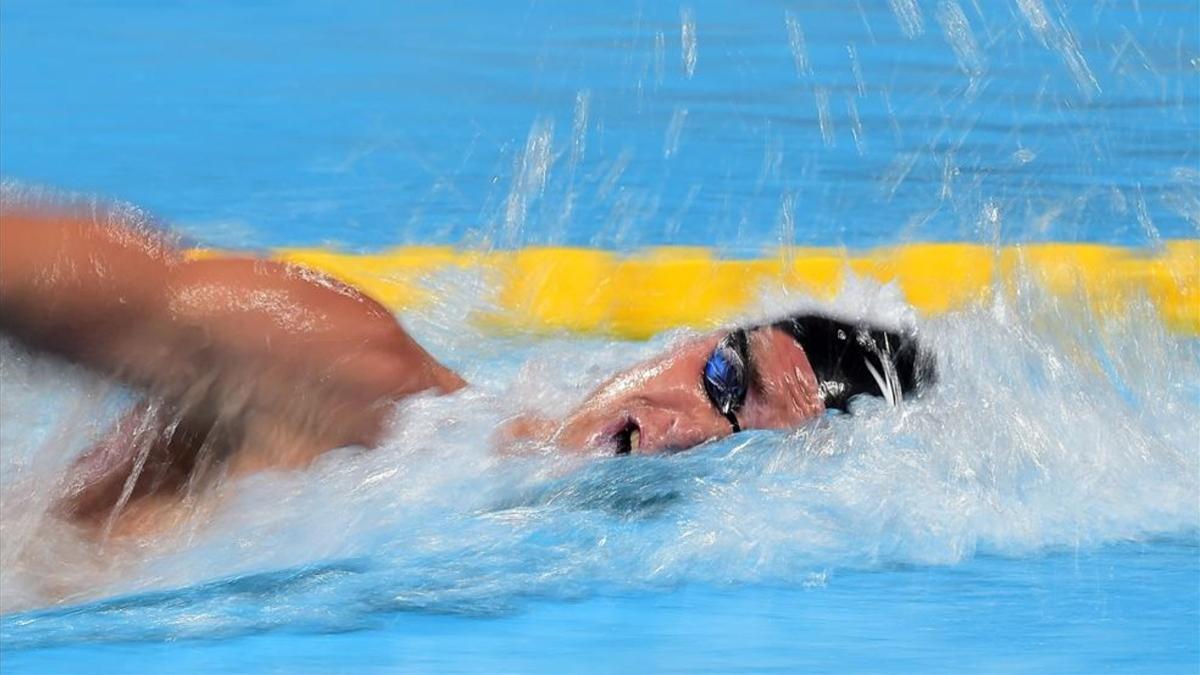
192, 241, 1199, 339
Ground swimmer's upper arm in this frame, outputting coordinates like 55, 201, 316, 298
0, 206, 178, 376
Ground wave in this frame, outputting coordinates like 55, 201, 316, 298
1, 272, 1196, 646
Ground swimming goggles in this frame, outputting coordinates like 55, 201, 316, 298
702, 328, 750, 433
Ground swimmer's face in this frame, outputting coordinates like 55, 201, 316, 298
552, 326, 825, 455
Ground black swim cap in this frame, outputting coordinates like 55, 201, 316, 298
770, 314, 936, 412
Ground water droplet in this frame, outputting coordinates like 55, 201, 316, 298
680, 7, 698, 78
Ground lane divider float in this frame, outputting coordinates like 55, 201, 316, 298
190, 241, 1199, 338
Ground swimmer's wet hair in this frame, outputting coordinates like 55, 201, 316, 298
771, 314, 937, 411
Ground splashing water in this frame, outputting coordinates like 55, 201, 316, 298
662, 105, 688, 158
935, 0, 985, 81
679, 7, 697, 79
888, 0, 926, 39
0, 0, 1197, 664
814, 88, 836, 148
784, 10, 811, 78
1, 270, 1195, 646
1015, 0, 1100, 97
502, 118, 555, 245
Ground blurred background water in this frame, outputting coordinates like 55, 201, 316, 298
1, 0, 1198, 672
2, 0, 1197, 252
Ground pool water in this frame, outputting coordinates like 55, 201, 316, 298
1, 0, 1198, 672
5, 543, 1199, 673
2, 0, 1197, 252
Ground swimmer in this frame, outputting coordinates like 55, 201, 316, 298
0, 199, 934, 536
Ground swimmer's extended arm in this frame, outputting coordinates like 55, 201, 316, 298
0, 204, 463, 447
3, 203, 465, 533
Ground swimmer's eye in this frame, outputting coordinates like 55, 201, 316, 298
702, 328, 749, 433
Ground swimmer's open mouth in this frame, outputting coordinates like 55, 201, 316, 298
613, 419, 641, 456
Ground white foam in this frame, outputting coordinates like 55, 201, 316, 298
2, 271, 1196, 623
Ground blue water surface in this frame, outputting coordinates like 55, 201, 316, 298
5, 542, 1198, 674
2, 0, 1197, 252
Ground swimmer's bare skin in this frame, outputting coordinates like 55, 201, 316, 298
1, 200, 932, 539
1, 205, 464, 535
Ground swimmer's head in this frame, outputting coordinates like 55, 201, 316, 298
769, 314, 936, 412
546, 313, 936, 455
